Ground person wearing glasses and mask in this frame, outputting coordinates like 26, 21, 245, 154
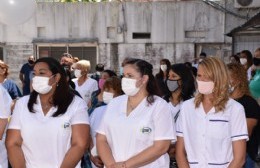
176, 57, 248, 168
6, 57, 90, 168
96, 58, 175, 168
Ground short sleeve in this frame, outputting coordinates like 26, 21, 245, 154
244, 97, 260, 119
153, 100, 176, 141
8, 98, 22, 130
71, 98, 89, 125
230, 103, 249, 141
176, 106, 184, 137
96, 107, 108, 135
0, 86, 12, 119
20, 64, 26, 74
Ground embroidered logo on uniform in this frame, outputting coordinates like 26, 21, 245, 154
63, 122, 70, 129
141, 127, 152, 134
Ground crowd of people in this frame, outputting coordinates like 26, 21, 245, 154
0, 48, 259, 168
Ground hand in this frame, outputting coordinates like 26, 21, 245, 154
167, 143, 176, 159
90, 155, 104, 168
107, 162, 127, 168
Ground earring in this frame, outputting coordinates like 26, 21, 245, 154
56, 82, 59, 87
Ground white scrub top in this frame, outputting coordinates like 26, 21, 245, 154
73, 77, 98, 104
0, 84, 12, 168
8, 95, 89, 168
176, 98, 248, 168
168, 101, 183, 123
97, 95, 176, 168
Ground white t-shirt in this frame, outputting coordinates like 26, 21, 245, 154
97, 95, 176, 168
8, 95, 89, 168
0, 84, 12, 168
176, 98, 248, 168
72, 77, 98, 105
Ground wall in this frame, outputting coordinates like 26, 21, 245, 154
0, 0, 256, 84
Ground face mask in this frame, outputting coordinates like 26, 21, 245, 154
197, 80, 214, 95
98, 79, 106, 90
28, 60, 34, 64
96, 71, 101, 76
167, 79, 179, 92
122, 77, 141, 96
240, 58, 247, 65
253, 57, 260, 66
103, 91, 114, 104
160, 65, 167, 72
32, 76, 53, 94
74, 69, 82, 78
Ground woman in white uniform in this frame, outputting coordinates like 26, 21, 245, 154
96, 58, 176, 168
72, 60, 98, 105
176, 57, 248, 168
165, 63, 196, 168
0, 84, 12, 168
6, 57, 90, 168
90, 76, 123, 168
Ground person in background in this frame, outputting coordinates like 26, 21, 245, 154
193, 52, 207, 68
72, 60, 98, 105
250, 48, 260, 103
176, 57, 248, 168
229, 54, 240, 64
0, 84, 12, 168
97, 58, 175, 168
165, 63, 196, 168
60, 53, 74, 70
0, 60, 22, 100
89, 76, 123, 168
240, 50, 253, 80
227, 63, 260, 168
6, 57, 90, 168
88, 70, 117, 115
91, 63, 105, 82
19, 55, 35, 95
155, 58, 171, 98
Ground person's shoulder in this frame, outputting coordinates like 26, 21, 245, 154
226, 98, 244, 112
16, 95, 30, 104
182, 97, 195, 106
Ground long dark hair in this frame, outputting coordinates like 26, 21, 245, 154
166, 63, 195, 102
123, 58, 161, 104
28, 57, 75, 117
155, 59, 171, 79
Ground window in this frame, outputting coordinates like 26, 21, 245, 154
132, 32, 151, 39
37, 45, 97, 72
0, 47, 3, 61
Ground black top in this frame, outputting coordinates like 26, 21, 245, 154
235, 95, 260, 161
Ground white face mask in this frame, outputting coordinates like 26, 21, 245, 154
160, 65, 167, 72
102, 91, 114, 104
197, 80, 214, 95
74, 69, 82, 78
32, 76, 53, 94
240, 58, 247, 65
122, 77, 141, 96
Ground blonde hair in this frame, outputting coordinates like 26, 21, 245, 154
194, 57, 229, 112
227, 63, 250, 96
73, 60, 91, 72
0, 60, 9, 77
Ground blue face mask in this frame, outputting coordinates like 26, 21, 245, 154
166, 79, 179, 92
